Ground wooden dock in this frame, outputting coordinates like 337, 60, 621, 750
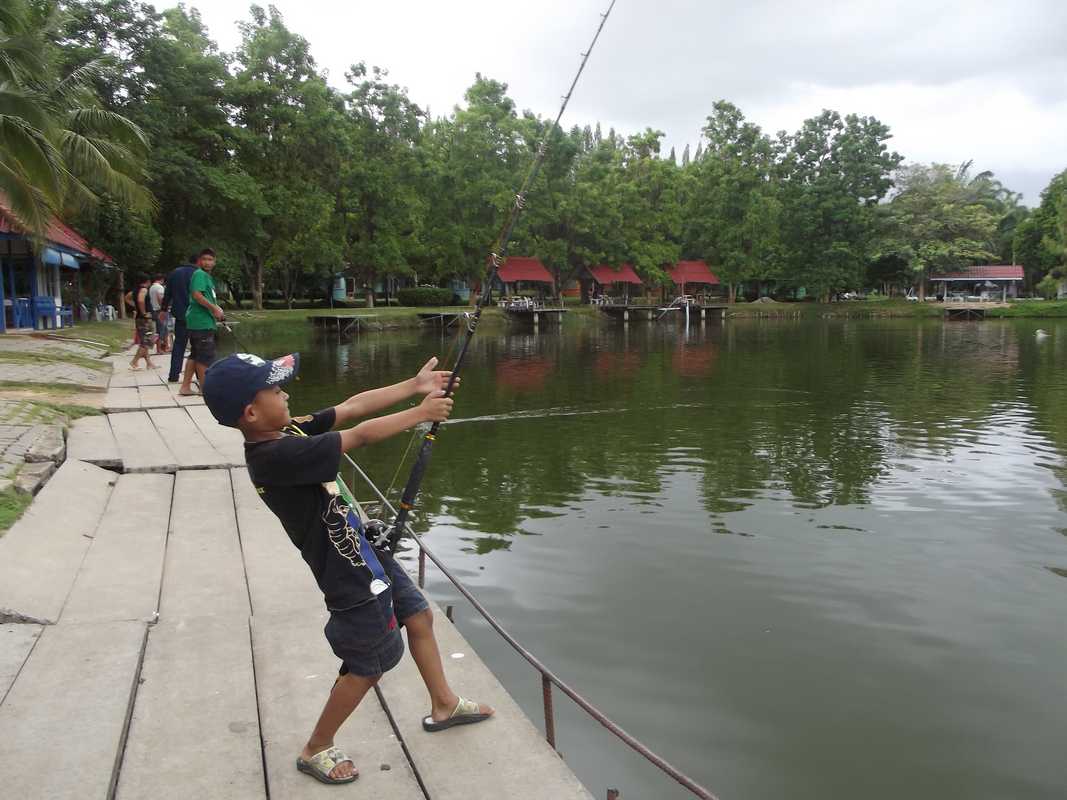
307, 314, 379, 336
599, 303, 728, 321
418, 311, 465, 328
0, 356, 594, 800
504, 307, 567, 326
941, 302, 1007, 320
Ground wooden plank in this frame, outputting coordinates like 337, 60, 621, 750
67, 414, 122, 469
62, 473, 173, 624
103, 387, 140, 413
108, 411, 179, 474
189, 406, 244, 466
137, 384, 178, 408
230, 467, 320, 616
133, 365, 165, 386
159, 470, 249, 619
161, 379, 206, 405
379, 595, 594, 800
0, 620, 146, 799
116, 616, 264, 800
0, 623, 42, 704
147, 407, 228, 469
251, 610, 423, 799
0, 460, 117, 624
109, 371, 139, 388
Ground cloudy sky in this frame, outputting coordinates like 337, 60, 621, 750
159, 0, 1066, 205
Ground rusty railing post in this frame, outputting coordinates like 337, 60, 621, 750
542, 674, 556, 749
418, 547, 426, 588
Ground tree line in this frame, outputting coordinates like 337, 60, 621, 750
3, 0, 1065, 307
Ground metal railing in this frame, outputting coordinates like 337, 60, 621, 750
343, 452, 719, 800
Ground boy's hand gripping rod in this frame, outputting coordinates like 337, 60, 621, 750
385, 1, 617, 552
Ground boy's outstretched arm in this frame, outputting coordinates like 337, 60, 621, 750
338, 389, 453, 451
333, 357, 459, 426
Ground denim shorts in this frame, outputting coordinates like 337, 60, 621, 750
324, 554, 429, 678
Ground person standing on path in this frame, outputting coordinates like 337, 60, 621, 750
178, 248, 224, 396
162, 256, 197, 383
148, 274, 167, 354
125, 274, 155, 370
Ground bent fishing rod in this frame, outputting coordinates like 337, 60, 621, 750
385, 1, 617, 551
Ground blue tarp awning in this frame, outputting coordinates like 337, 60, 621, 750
40, 247, 81, 269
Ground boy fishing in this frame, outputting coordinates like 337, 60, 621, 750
203, 351, 493, 785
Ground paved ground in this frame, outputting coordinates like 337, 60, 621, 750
0, 353, 594, 799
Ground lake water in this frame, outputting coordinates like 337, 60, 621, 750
233, 314, 1067, 800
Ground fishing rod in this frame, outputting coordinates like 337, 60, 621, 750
385, 1, 617, 551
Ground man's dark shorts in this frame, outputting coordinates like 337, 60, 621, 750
188, 329, 217, 366
324, 554, 429, 678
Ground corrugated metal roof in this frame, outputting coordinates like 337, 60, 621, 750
931, 265, 1023, 280
498, 256, 554, 284
0, 195, 114, 263
669, 260, 720, 285
589, 263, 643, 285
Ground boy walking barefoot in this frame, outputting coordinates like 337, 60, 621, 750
203, 352, 493, 785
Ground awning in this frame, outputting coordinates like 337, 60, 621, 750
61, 252, 79, 269
41, 247, 81, 269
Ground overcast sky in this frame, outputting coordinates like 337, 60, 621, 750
159, 0, 1066, 205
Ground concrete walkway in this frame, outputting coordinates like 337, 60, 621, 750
0, 357, 594, 799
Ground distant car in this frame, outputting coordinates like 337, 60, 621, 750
841, 291, 862, 300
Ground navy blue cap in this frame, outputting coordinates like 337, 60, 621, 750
203, 353, 300, 427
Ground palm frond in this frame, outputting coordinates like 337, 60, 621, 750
0, 84, 53, 132
0, 114, 65, 204
56, 129, 154, 214
66, 107, 150, 153
0, 159, 55, 241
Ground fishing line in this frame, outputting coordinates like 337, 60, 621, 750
386, 1, 618, 550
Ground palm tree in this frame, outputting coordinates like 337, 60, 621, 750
0, 0, 153, 240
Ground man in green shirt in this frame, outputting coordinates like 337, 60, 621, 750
179, 248, 224, 396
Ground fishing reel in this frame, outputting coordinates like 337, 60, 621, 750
363, 518, 395, 551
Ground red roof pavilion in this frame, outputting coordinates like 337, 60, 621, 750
589, 263, 643, 286
931, 265, 1023, 281
669, 260, 720, 286
497, 256, 554, 284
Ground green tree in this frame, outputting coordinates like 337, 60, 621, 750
685, 101, 782, 302
0, 0, 151, 240
1015, 169, 1067, 295
339, 63, 426, 307
229, 4, 345, 307
874, 163, 999, 299
777, 111, 901, 300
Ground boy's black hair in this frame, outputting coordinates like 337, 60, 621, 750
135, 273, 149, 285
198, 248, 216, 259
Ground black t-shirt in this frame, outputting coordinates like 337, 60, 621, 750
245, 408, 385, 611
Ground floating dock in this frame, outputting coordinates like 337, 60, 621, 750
599, 303, 728, 321
0, 357, 594, 800
504, 307, 567, 326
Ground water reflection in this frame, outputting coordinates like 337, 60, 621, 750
240, 316, 1067, 800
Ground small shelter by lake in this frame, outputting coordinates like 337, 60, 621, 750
583, 263, 643, 304
493, 256, 555, 300
668, 260, 721, 302
929, 265, 1023, 302
0, 197, 114, 333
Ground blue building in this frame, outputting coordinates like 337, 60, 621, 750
0, 199, 114, 333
